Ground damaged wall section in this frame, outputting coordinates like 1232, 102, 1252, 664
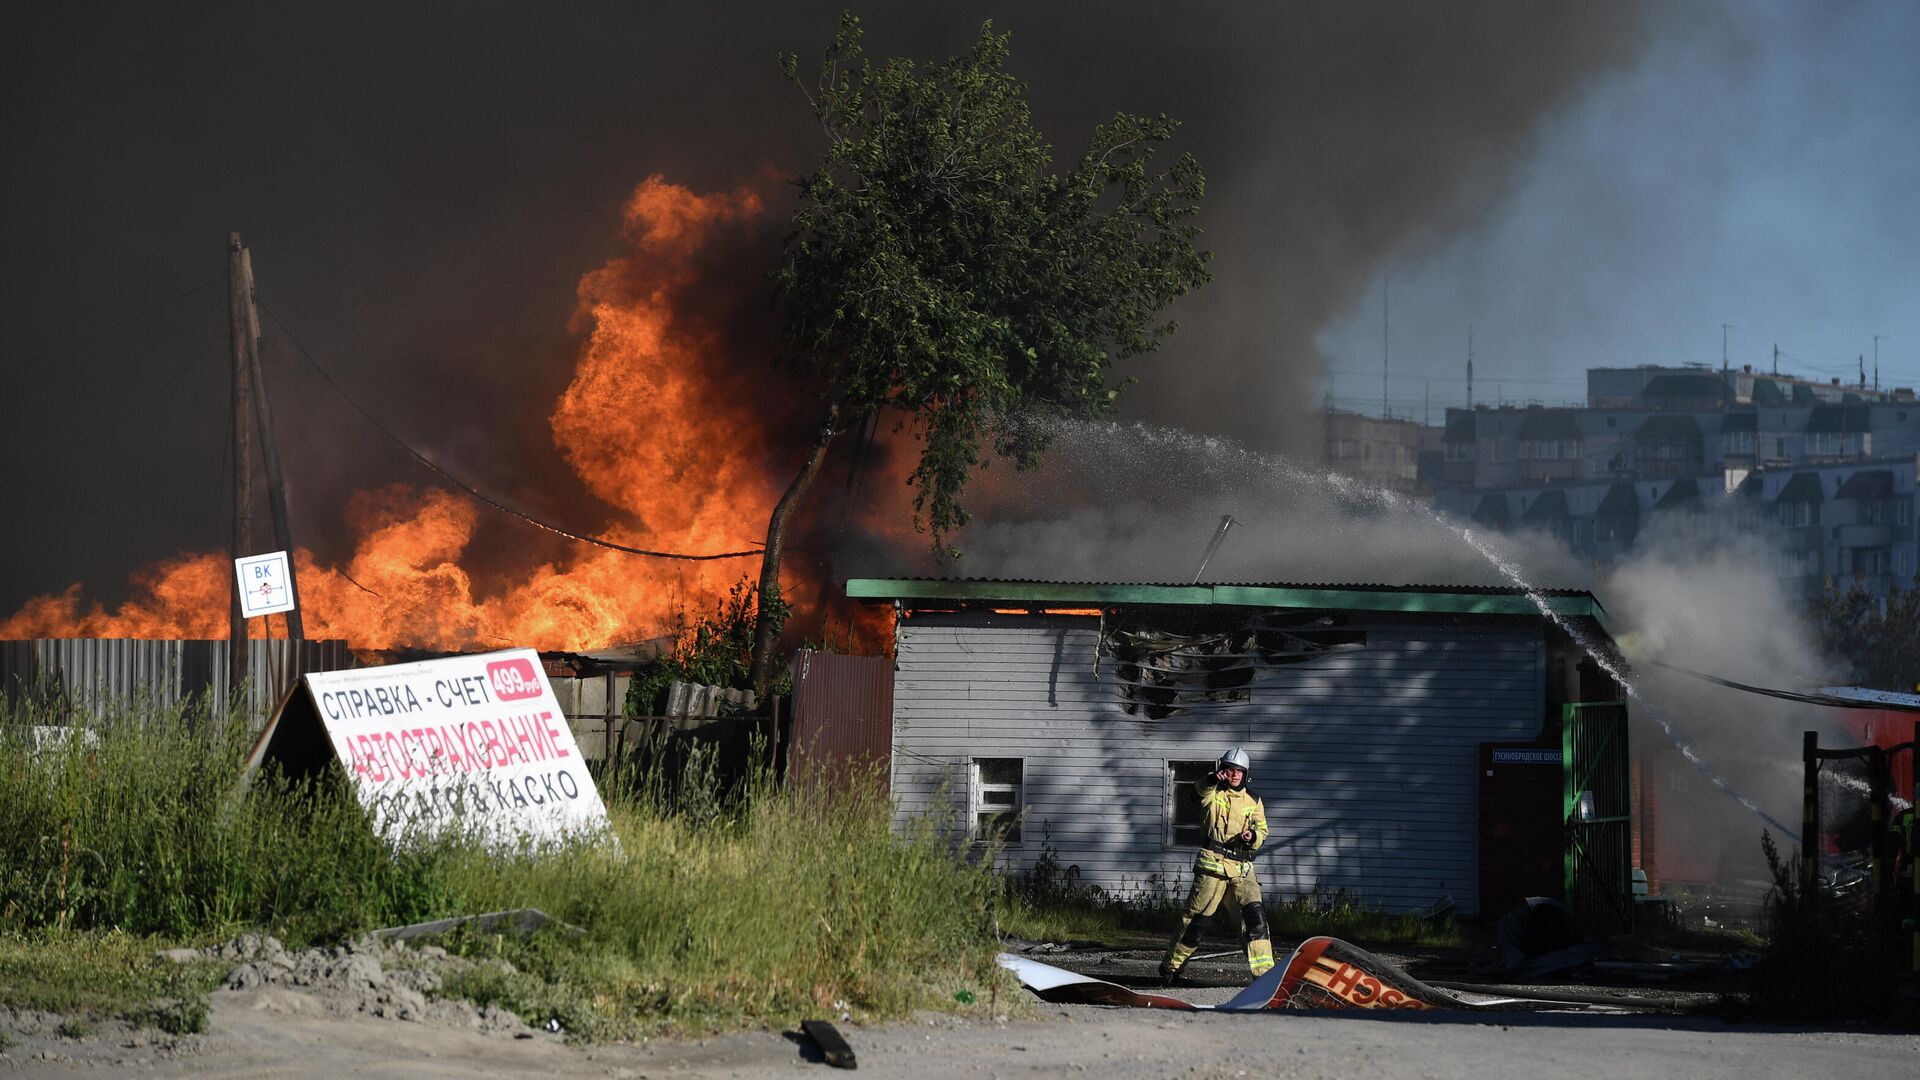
857, 579, 1611, 917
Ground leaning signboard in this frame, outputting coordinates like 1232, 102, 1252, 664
244, 648, 611, 847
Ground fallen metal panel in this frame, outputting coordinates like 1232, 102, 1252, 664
994, 954, 1198, 1010
999, 937, 1540, 1013
1218, 936, 1529, 1010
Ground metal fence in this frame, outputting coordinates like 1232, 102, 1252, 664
1800, 724, 1917, 971
0, 638, 352, 724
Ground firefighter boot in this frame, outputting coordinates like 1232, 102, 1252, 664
1242, 901, 1275, 977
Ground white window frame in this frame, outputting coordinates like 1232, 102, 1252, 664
1164, 759, 1215, 848
970, 758, 1024, 844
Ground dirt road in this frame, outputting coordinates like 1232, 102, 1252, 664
6, 982, 1916, 1079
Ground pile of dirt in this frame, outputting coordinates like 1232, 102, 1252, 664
0, 934, 554, 1072
182, 932, 533, 1033
0, 1006, 204, 1070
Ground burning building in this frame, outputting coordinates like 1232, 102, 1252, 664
851, 576, 1634, 925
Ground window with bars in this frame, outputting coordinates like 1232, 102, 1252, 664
971, 758, 1024, 843
1166, 760, 1215, 847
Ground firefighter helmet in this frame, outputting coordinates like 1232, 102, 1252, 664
1218, 746, 1251, 775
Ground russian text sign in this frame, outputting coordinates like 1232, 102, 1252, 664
235, 550, 296, 617
279, 648, 611, 846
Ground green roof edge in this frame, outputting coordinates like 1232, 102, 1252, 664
845, 578, 1607, 629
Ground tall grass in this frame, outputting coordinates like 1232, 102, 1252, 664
994, 841, 1465, 948
0, 696, 1007, 1035
1743, 831, 1910, 1026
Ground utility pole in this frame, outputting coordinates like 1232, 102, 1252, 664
1721, 323, 1732, 379
1875, 334, 1887, 395
1772, 342, 1779, 376
1381, 274, 1390, 418
240, 243, 304, 643
1466, 325, 1474, 409
227, 233, 254, 691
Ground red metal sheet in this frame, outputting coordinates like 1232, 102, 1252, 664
1827, 708, 1917, 801
788, 649, 893, 791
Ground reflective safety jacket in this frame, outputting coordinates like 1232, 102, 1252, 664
1193, 776, 1268, 878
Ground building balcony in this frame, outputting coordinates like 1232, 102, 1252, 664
1839, 524, 1892, 548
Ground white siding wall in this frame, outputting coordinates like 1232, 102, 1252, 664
890, 614, 1545, 916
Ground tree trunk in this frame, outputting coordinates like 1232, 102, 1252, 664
748, 398, 843, 698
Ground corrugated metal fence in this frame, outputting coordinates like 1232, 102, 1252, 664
788, 648, 893, 792
1, 638, 353, 724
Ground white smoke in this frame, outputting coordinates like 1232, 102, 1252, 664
857, 417, 1853, 894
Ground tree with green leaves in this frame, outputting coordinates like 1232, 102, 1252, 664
747, 15, 1212, 694
1810, 579, 1920, 691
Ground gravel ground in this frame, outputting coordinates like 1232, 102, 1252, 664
2, 936, 1915, 1078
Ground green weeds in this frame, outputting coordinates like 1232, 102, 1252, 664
1, 696, 1005, 1038
1741, 831, 1911, 1026
0, 933, 220, 1033
995, 840, 1465, 947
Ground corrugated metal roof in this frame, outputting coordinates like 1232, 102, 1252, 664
1634, 414, 1703, 442
1834, 469, 1893, 500
1597, 481, 1641, 517
1777, 471, 1825, 502
1521, 489, 1571, 521
1639, 374, 1727, 402
845, 577, 1607, 626
1806, 405, 1870, 433
1517, 408, 1581, 441
1472, 492, 1512, 527
1654, 478, 1701, 509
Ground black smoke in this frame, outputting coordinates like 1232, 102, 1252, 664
1, 1, 1658, 613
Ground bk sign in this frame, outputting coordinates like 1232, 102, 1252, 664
234, 550, 297, 617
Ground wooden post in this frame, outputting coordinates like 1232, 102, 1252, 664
227, 233, 254, 693
240, 242, 304, 643
1801, 730, 1819, 900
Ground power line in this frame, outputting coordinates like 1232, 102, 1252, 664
10, 330, 228, 472
19, 273, 225, 367
259, 300, 765, 562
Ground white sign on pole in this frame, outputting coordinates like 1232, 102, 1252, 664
247, 648, 613, 847
235, 550, 297, 617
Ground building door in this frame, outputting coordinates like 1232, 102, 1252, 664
1563, 702, 1632, 932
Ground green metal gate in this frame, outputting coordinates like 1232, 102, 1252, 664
1563, 701, 1632, 932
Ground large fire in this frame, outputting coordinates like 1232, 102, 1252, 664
0, 177, 858, 653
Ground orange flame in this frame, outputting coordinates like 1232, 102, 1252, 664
0, 176, 830, 653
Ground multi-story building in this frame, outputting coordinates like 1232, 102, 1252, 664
1335, 362, 1920, 599
1319, 408, 1423, 493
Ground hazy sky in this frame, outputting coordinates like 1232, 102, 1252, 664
1317, 0, 1920, 417
3, 1, 1914, 611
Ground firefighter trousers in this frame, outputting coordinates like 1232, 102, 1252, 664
1161, 855, 1274, 977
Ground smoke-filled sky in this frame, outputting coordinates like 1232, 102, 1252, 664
1317, 1, 1920, 417
3, 0, 1915, 615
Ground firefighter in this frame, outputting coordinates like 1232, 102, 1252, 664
1159, 746, 1274, 985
